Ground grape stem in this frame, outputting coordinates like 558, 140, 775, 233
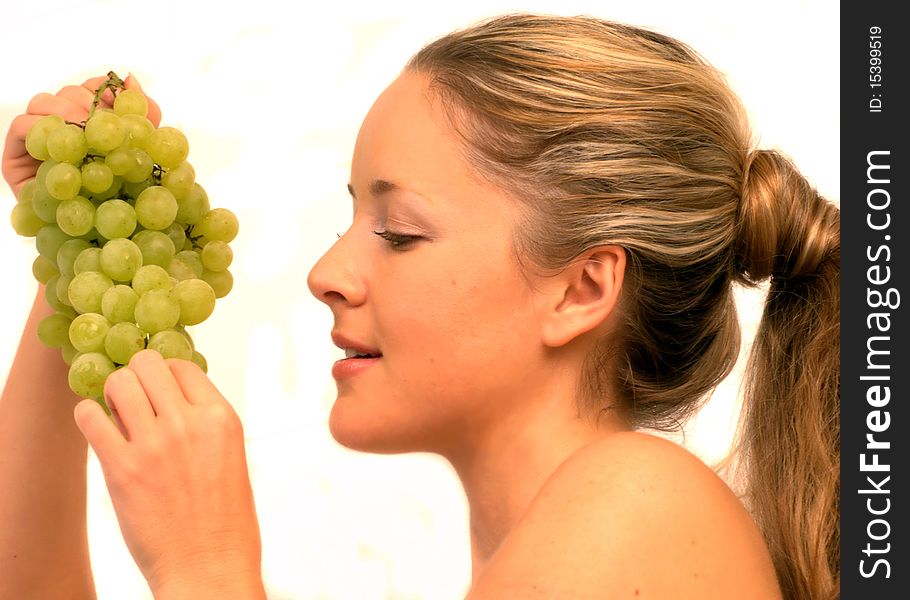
86, 71, 126, 121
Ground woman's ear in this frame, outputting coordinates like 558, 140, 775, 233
537, 245, 626, 349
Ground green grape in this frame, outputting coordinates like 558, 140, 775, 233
131, 230, 175, 268
61, 340, 79, 366
174, 324, 195, 350
104, 147, 133, 176
88, 175, 123, 202
31, 188, 61, 223
161, 162, 195, 200
16, 179, 38, 204
131, 264, 173, 295
105, 321, 146, 364
167, 258, 197, 281
163, 221, 186, 251
73, 247, 102, 274
68, 352, 115, 400
195, 208, 238, 244
120, 114, 154, 148
135, 186, 178, 230
35, 225, 71, 262
35, 159, 59, 195
148, 329, 192, 360
94, 199, 137, 239
176, 183, 210, 225
56, 238, 92, 276
68, 271, 113, 314
101, 284, 139, 323
10, 201, 46, 236
99, 238, 143, 282
69, 313, 111, 353
25, 115, 65, 160
32, 255, 59, 283
46, 124, 88, 164
113, 89, 149, 117
37, 313, 73, 347
122, 149, 154, 183
145, 127, 189, 169
175, 250, 203, 278
56, 196, 95, 237
201, 268, 233, 298
134, 289, 180, 334
56, 274, 74, 306
200, 240, 232, 271
84, 111, 126, 154
81, 161, 114, 194
190, 350, 208, 373
121, 177, 153, 199
45, 162, 82, 201
171, 278, 215, 326
45, 275, 76, 317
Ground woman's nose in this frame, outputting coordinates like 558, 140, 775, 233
306, 234, 366, 307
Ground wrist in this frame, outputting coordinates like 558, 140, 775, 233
151, 565, 267, 600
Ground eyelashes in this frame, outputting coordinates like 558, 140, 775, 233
334, 230, 420, 250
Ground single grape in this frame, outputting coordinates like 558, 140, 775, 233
46, 124, 88, 164
167, 258, 197, 281
68, 271, 114, 314
163, 221, 187, 251
31, 189, 61, 223
145, 127, 189, 169
113, 89, 149, 117
175, 324, 195, 350
175, 250, 204, 278
56, 274, 74, 306
99, 238, 143, 282
121, 178, 153, 199
161, 162, 195, 200
94, 199, 137, 239
88, 175, 123, 202
131, 230, 175, 268
73, 247, 102, 274
105, 321, 146, 364
176, 183, 210, 225
201, 268, 233, 298
81, 161, 115, 194
68, 352, 115, 400
35, 225, 71, 262
104, 147, 133, 176
101, 284, 139, 323
45, 275, 76, 317
25, 115, 65, 160
61, 340, 79, 366
122, 149, 155, 184
131, 264, 173, 295
84, 111, 126, 154
69, 313, 111, 353
56, 238, 92, 276
56, 196, 95, 237
135, 186, 178, 230
171, 278, 216, 325
16, 180, 38, 204
35, 159, 58, 195
120, 114, 155, 149
190, 350, 208, 373
10, 201, 46, 236
37, 313, 73, 347
148, 329, 192, 360
45, 162, 82, 201
195, 208, 239, 244
134, 289, 180, 334
32, 255, 59, 283
200, 241, 232, 271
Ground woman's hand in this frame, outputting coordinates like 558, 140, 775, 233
1, 74, 161, 197
73, 350, 266, 598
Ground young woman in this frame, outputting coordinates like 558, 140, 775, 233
0, 14, 839, 600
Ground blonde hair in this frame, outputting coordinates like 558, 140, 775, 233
407, 14, 839, 600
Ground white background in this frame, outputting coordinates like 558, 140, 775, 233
0, 1, 838, 598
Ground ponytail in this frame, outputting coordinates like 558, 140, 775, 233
733, 149, 840, 600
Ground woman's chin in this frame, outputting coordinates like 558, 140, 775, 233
327, 402, 427, 455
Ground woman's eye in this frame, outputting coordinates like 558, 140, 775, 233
372, 229, 420, 250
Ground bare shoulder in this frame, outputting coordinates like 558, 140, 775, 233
468, 432, 782, 599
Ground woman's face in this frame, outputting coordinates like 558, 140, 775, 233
307, 71, 552, 454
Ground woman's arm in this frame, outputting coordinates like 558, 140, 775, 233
0, 287, 96, 599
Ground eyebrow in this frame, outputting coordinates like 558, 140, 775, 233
346, 179, 400, 199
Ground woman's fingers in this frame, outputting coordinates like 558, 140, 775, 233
26, 93, 89, 123
73, 398, 128, 462
127, 350, 191, 420
166, 358, 226, 407
104, 367, 158, 440
56, 84, 96, 113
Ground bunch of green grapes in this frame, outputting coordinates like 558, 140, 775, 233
9, 72, 237, 409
